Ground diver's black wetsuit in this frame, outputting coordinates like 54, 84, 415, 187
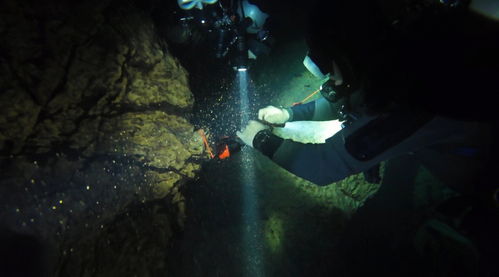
253, 98, 490, 186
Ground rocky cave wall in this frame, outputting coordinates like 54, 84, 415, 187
0, 0, 203, 275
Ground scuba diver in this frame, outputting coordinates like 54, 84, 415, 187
236, 0, 499, 187
171, 0, 271, 70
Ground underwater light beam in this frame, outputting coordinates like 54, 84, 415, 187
237, 70, 264, 277
238, 71, 250, 124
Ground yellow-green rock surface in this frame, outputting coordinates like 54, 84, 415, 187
0, 0, 204, 276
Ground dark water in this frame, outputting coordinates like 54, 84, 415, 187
168, 149, 347, 277
2, 1, 498, 276
167, 149, 499, 277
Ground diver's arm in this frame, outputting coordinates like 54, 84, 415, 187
258, 98, 338, 124
254, 113, 476, 186
288, 97, 338, 121
253, 128, 360, 186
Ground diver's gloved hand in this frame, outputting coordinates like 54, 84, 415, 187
258, 106, 290, 124
236, 120, 269, 147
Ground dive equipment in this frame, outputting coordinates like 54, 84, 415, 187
177, 0, 218, 10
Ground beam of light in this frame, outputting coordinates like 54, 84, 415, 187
237, 70, 264, 277
238, 71, 250, 124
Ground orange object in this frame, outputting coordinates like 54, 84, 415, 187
197, 129, 215, 159
293, 88, 321, 106
218, 145, 231, 159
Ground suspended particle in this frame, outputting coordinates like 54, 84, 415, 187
59, 200, 63, 204
86, 185, 90, 190
30, 218, 35, 223
30, 179, 35, 184
52, 206, 57, 210
15, 208, 20, 213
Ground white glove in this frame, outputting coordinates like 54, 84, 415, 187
258, 106, 290, 124
236, 120, 269, 147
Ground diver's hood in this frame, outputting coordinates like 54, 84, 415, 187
237, 0, 269, 34
177, 0, 218, 10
